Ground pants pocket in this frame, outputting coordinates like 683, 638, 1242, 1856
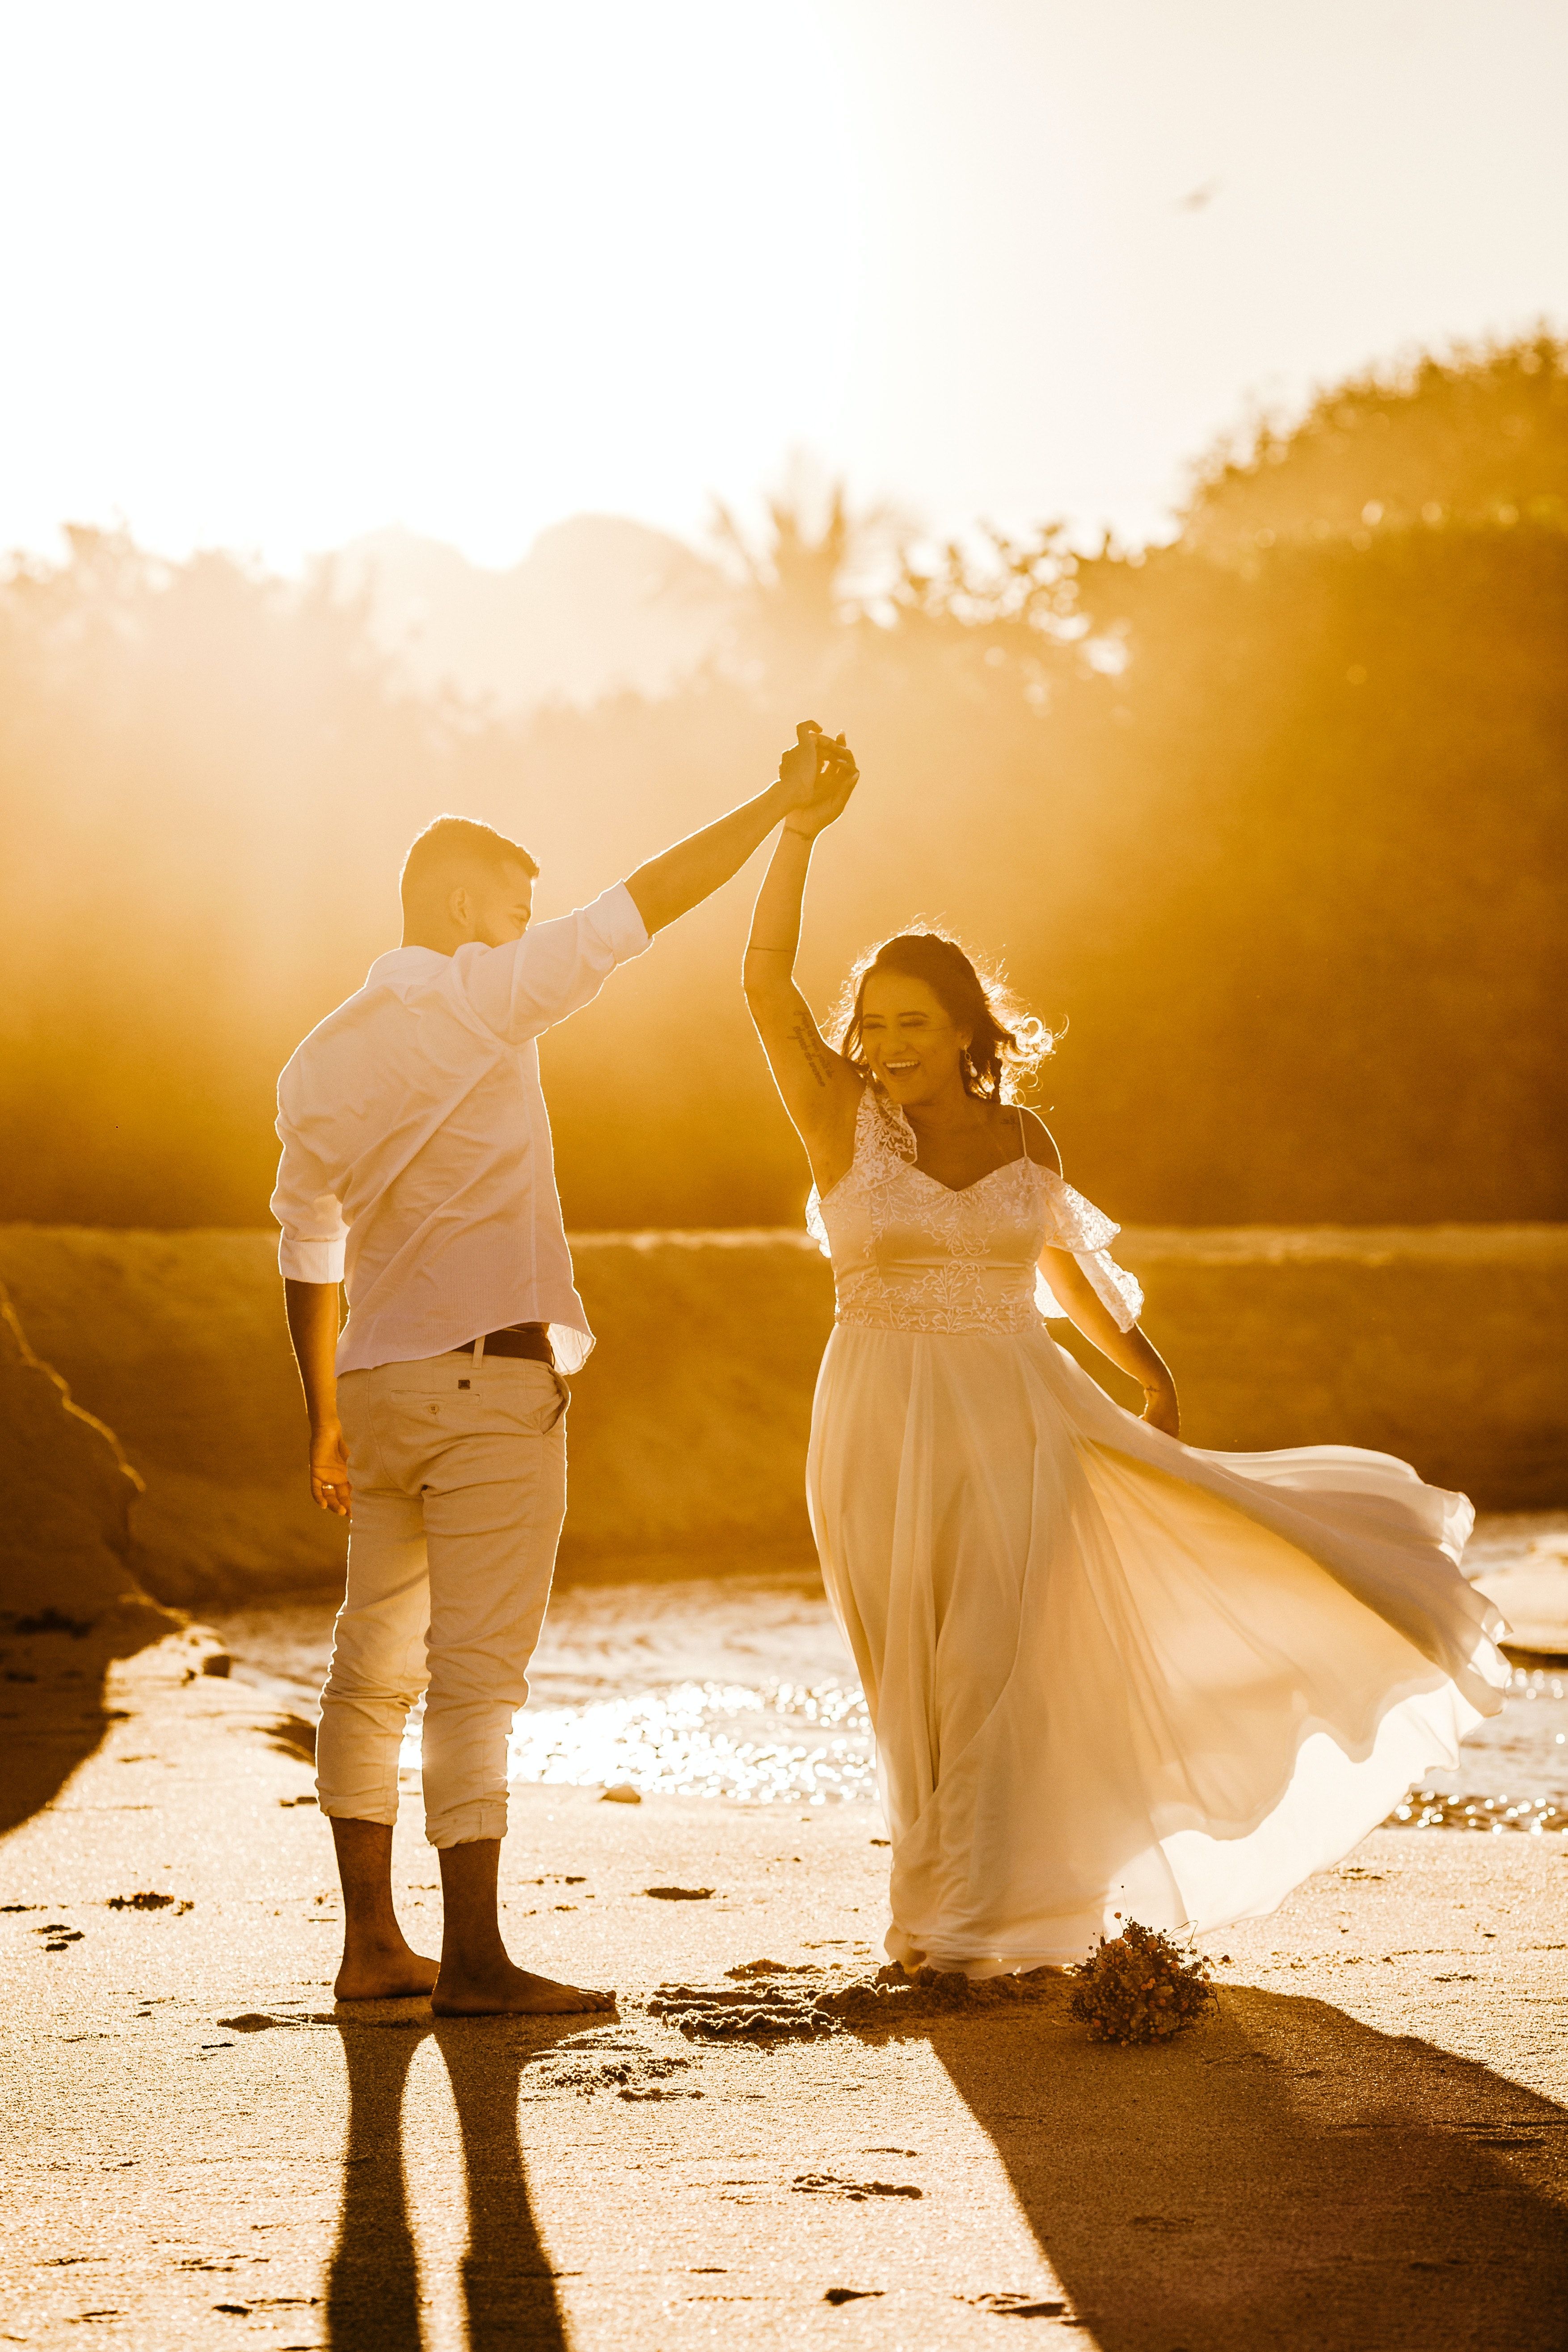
484, 1363, 569, 1436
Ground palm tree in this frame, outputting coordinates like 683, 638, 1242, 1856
709, 459, 905, 691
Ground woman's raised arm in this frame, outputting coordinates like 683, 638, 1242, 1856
742, 754, 862, 1196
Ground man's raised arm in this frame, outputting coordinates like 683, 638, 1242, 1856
624, 722, 852, 935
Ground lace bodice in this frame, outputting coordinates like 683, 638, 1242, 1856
806, 1089, 1143, 1336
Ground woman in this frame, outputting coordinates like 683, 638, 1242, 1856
743, 743, 1506, 1977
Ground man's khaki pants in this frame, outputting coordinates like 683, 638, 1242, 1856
318, 1351, 568, 1847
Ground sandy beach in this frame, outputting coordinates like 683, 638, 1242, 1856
6, 17, 1567, 2342
6, 1614, 1568, 2351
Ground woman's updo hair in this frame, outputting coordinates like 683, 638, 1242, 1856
835, 928, 1055, 1104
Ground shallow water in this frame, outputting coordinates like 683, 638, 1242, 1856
213, 1571, 875, 1807
210, 1513, 1568, 1829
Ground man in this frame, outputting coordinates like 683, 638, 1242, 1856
273, 721, 853, 2016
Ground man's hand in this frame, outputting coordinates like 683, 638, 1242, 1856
309, 1422, 352, 1518
284, 1279, 350, 1515
786, 731, 859, 838
776, 720, 826, 807
624, 727, 857, 936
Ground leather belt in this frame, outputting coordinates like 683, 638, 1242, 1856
456, 1323, 556, 1366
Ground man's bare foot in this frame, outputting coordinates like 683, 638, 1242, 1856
430, 1959, 616, 2017
334, 1940, 440, 2002
327, 1819, 438, 1999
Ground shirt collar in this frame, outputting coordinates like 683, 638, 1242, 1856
365, 944, 450, 988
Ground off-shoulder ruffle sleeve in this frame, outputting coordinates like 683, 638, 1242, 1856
1032, 1168, 1144, 1332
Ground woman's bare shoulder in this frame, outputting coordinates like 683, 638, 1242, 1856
1016, 1106, 1062, 1175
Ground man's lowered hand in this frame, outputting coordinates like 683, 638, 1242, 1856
309, 1423, 353, 1519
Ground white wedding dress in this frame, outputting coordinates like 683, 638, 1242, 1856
805, 1088, 1508, 1975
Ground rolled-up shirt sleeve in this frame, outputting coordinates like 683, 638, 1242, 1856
459, 881, 652, 1044
271, 1110, 349, 1284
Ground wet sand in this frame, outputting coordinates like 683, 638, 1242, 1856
6, 1623, 1568, 2350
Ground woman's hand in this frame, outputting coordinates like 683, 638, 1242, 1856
1140, 1378, 1180, 1441
785, 731, 858, 838
777, 722, 857, 828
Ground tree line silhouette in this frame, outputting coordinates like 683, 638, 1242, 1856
3, 333, 1563, 1231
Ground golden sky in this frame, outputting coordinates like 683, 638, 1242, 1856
3, 0, 1564, 568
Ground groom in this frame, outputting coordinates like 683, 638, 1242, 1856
273, 722, 853, 2015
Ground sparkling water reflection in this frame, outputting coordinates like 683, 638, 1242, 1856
1393, 1663, 1568, 1832
214, 1570, 880, 1807
504, 1675, 874, 1803
210, 1519, 1568, 1824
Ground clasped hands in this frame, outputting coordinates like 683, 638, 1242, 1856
778, 719, 859, 838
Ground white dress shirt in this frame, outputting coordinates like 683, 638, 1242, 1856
271, 882, 651, 1375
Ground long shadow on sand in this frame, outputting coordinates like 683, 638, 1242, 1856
898, 1982, 1568, 2350
327, 2017, 577, 2351
0, 1617, 169, 1838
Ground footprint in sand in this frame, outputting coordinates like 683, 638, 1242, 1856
533, 2045, 696, 2101
792, 2175, 922, 2202
959, 2292, 1071, 2317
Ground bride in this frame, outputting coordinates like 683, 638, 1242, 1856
743, 728, 1507, 1976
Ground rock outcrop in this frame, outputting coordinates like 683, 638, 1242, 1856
0, 1276, 181, 1833
0, 1277, 166, 1628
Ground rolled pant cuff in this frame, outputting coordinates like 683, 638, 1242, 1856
425, 1800, 510, 1849
318, 1797, 401, 1828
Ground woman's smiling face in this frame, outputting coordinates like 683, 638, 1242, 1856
858, 971, 970, 1107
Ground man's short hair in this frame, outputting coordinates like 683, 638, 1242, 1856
400, 816, 540, 916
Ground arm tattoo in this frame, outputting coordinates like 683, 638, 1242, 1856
790, 1021, 833, 1088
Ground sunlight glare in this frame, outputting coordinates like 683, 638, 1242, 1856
0, 0, 858, 564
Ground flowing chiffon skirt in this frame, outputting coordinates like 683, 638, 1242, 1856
806, 1320, 1508, 1974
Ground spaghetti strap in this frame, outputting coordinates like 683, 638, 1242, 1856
1016, 1105, 1026, 1155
